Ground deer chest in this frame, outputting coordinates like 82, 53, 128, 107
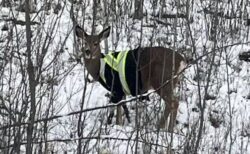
98, 49, 142, 96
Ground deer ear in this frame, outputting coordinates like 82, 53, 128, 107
99, 26, 110, 41
75, 25, 88, 39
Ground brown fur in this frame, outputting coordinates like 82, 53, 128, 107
138, 47, 185, 129
75, 26, 186, 130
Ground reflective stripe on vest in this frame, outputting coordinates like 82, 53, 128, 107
101, 51, 131, 95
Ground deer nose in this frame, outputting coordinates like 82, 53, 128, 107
85, 49, 90, 55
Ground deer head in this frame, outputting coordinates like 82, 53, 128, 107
75, 25, 111, 59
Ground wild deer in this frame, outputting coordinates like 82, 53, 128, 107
75, 25, 186, 130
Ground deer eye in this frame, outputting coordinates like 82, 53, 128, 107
94, 42, 98, 46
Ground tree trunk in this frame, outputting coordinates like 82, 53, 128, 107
25, 0, 37, 153
18, 0, 36, 13
134, 0, 144, 19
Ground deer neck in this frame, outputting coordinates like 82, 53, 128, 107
84, 58, 101, 81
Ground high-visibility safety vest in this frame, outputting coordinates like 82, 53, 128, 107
99, 48, 143, 100
99, 50, 131, 95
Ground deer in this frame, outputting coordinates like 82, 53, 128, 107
75, 25, 186, 130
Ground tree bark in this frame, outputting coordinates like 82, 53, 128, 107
25, 0, 37, 153
134, 0, 144, 19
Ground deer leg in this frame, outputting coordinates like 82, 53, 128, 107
116, 104, 130, 125
122, 104, 131, 123
108, 105, 130, 125
107, 107, 115, 124
108, 106, 130, 125
159, 97, 178, 131
107, 92, 125, 125
156, 81, 179, 131
116, 105, 122, 125
159, 100, 171, 129
168, 98, 179, 132
154, 83, 171, 129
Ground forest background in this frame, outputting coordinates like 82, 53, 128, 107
0, 0, 250, 153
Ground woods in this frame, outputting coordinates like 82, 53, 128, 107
0, 0, 250, 153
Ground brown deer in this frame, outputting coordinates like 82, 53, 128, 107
75, 25, 186, 130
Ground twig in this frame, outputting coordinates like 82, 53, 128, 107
0, 136, 169, 150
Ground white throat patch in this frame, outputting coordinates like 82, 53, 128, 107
85, 54, 98, 59
99, 59, 106, 83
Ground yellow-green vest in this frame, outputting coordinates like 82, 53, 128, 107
99, 51, 131, 95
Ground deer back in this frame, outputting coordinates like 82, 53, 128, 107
138, 47, 186, 92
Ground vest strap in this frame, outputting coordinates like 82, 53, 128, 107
102, 51, 131, 95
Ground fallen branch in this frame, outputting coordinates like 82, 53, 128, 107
4, 18, 39, 26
